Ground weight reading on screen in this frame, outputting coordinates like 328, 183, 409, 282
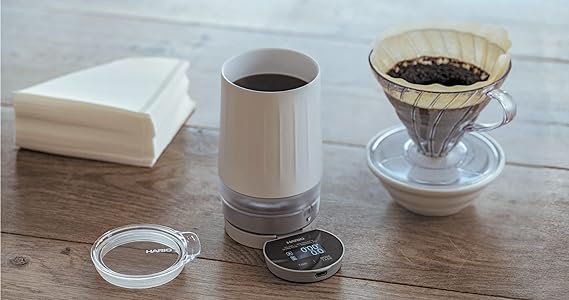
286, 243, 326, 261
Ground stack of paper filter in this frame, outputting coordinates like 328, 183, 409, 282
13, 57, 196, 167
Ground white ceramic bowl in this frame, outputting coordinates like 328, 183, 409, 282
366, 128, 505, 216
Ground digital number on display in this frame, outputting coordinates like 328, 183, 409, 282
301, 244, 325, 255
286, 243, 326, 261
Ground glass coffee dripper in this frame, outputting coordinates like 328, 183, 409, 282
367, 25, 516, 187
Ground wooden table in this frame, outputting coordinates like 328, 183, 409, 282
2, 1, 568, 299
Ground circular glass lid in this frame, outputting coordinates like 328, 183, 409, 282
91, 224, 200, 289
367, 126, 505, 190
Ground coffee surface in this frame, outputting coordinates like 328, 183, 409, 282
387, 56, 489, 86
233, 73, 308, 92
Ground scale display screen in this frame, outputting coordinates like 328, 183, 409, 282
264, 230, 343, 271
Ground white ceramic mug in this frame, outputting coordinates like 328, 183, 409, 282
218, 48, 322, 246
219, 48, 322, 199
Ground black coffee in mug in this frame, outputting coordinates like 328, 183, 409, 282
233, 73, 308, 92
387, 56, 489, 86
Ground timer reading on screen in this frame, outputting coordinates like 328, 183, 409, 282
286, 243, 326, 261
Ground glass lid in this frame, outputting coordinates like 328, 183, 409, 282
91, 224, 200, 289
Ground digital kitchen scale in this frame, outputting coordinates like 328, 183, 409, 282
263, 229, 344, 283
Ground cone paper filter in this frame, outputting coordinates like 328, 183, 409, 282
370, 23, 511, 109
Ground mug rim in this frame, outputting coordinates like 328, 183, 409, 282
221, 48, 320, 95
368, 50, 512, 94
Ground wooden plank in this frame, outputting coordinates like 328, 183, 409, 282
2, 109, 568, 299
1, 5, 568, 168
9, 0, 569, 60
2, 234, 504, 300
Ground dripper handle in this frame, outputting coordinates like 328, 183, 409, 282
466, 89, 516, 132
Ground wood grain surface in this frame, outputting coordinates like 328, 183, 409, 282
2, 0, 569, 169
2, 234, 511, 300
10, 0, 569, 60
2, 0, 569, 299
2, 109, 569, 299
